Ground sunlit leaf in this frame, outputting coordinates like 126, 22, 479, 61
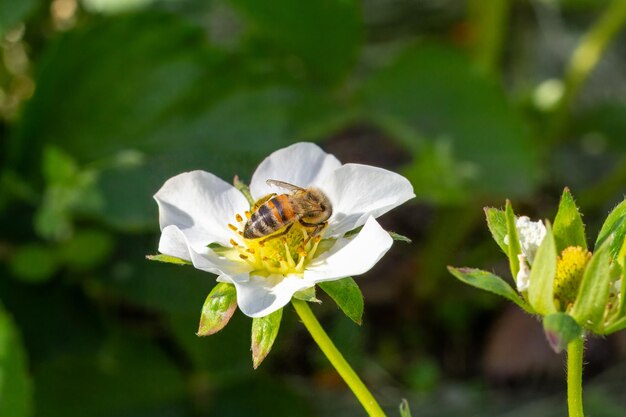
447, 267, 533, 313
318, 277, 364, 325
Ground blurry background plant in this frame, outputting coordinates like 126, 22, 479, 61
3, 0, 626, 416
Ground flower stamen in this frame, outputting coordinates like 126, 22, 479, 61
219, 213, 329, 277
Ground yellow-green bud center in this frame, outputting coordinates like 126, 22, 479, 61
553, 246, 591, 311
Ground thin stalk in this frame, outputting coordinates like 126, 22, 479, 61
291, 299, 387, 417
468, 0, 510, 75
567, 337, 585, 417
551, 0, 626, 142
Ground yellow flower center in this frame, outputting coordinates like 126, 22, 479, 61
222, 210, 328, 277
553, 246, 591, 311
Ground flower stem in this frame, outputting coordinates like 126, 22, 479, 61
291, 299, 387, 417
567, 336, 585, 417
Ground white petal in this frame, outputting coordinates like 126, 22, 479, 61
321, 164, 415, 236
219, 273, 312, 318
154, 171, 249, 248
159, 225, 250, 276
304, 216, 393, 282
516, 254, 530, 292
515, 216, 547, 265
249, 142, 341, 199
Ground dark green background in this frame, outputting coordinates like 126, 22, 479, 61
2, 0, 626, 416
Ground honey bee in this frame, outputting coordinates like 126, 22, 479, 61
243, 179, 332, 240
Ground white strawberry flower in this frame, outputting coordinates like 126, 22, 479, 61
154, 142, 415, 317
504, 216, 547, 292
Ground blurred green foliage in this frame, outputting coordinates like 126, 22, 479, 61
2, 0, 626, 416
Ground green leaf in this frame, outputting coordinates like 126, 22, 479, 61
595, 199, 626, 258
0, 303, 33, 417
505, 200, 522, 279
228, 0, 361, 84
197, 283, 238, 336
399, 399, 412, 417
543, 313, 582, 353
528, 223, 558, 316
447, 267, 533, 313
145, 254, 192, 266
9, 244, 60, 283
485, 207, 508, 253
318, 277, 364, 325
251, 308, 283, 369
570, 237, 613, 331
361, 43, 539, 197
553, 188, 587, 252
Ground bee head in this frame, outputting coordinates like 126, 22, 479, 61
301, 188, 332, 224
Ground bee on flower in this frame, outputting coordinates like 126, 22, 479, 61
152, 142, 414, 318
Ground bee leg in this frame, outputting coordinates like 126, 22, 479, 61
299, 220, 327, 244
259, 223, 293, 244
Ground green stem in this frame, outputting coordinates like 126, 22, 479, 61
468, 0, 510, 75
551, 0, 626, 142
567, 337, 585, 417
291, 299, 387, 417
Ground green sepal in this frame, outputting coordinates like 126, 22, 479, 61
146, 254, 192, 265
318, 277, 364, 325
197, 283, 238, 336
553, 188, 587, 252
505, 200, 522, 279
345, 226, 411, 243
233, 175, 255, 206
595, 199, 626, 259
528, 222, 557, 316
570, 237, 613, 331
617, 238, 626, 318
389, 231, 412, 243
251, 308, 283, 369
447, 267, 534, 314
484, 207, 508, 253
399, 399, 412, 417
543, 313, 582, 353
293, 286, 321, 303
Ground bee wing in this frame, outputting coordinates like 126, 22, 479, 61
266, 179, 305, 192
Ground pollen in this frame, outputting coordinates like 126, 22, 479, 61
553, 246, 592, 311
215, 212, 329, 277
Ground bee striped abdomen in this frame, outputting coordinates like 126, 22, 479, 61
243, 195, 295, 239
